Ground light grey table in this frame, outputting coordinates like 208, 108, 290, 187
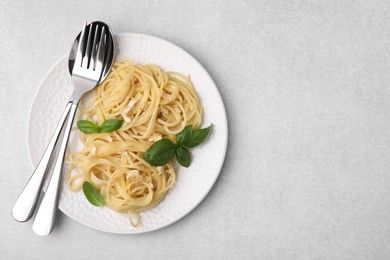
2, 0, 390, 259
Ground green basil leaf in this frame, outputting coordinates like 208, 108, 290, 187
176, 147, 191, 167
142, 139, 176, 166
176, 125, 193, 147
185, 125, 212, 148
82, 181, 105, 206
77, 120, 99, 134
100, 119, 124, 133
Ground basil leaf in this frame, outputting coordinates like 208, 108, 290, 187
77, 120, 99, 134
82, 181, 105, 206
176, 147, 191, 167
185, 125, 212, 148
100, 119, 124, 133
176, 125, 193, 147
142, 139, 176, 166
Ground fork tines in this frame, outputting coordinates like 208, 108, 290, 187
75, 22, 107, 72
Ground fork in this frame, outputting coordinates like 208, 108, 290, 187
31, 22, 108, 236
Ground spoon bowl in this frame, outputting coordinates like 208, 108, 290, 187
68, 21, 114, 84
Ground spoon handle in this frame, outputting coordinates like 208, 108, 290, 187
32, 102, 78, 236
12, 102, 73, 222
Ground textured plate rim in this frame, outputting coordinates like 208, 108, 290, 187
27, 32, 228, 234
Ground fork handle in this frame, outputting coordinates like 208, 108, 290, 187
32, 102, 78, 236
12, 102, 73, 222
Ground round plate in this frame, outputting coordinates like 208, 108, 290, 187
28, 33, 228, 234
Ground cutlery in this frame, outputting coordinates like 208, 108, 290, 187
31, 22, 113, 236
11, 21, 114, 234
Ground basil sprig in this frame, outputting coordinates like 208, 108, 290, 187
142, 124, 211, 167
77, 119, 124, 134
82, 181, 105, 206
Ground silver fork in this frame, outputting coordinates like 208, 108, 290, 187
31, 22, 108, 236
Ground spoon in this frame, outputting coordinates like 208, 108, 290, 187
12, 21, 114, 225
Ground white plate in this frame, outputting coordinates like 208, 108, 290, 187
28, 33, 228, 234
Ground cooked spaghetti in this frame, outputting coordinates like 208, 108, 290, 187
65, 60, 202, 227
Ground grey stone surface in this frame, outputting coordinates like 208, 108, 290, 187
2, 0, 390, 259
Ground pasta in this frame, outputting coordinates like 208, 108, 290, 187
65, 60, 203, 227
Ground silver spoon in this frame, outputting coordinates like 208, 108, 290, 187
11, 22, 114, 227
